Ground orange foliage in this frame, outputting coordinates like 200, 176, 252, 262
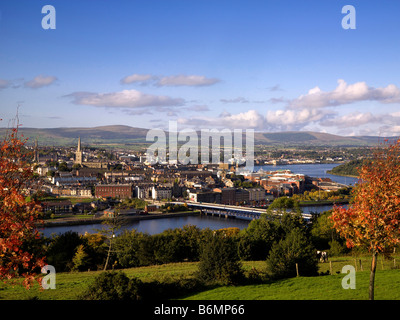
0, 126, 46, 288
330, 138, 400, 254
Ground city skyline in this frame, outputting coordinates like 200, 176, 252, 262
1, 1, 400, 136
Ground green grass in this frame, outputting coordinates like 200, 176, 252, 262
1, 258, 399, 300
0, 262, 201, 300
184, 270, 400, 300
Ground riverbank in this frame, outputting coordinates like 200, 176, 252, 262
299, 199, 349, 207
37, 210, 199, 228
326, 170, 359, 179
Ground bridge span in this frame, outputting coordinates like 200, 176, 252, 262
172, 201, 312, 221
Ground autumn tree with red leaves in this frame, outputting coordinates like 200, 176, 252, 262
0, 123, 46, 288
331, 138, 400, 300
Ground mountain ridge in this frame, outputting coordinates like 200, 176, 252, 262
0, 125, 395, 147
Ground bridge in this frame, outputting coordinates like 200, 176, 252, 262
172, 201, 313, 221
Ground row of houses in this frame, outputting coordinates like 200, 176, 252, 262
243, 169, 306, 197
94, 183, 175, 200
188, 187, 273, 205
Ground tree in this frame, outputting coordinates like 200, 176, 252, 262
72, 244, 91, 271
330, 138, 400, 300
57, 161, 70, 172
266, 228, 318, 279
0, 124, 46, 288
46, 231, 83, 272
198, 232, 244, 285
238, 216, 279, 260
99, 213, 124, 270
268, 196, 301, 213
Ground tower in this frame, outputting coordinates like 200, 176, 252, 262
33, 139, 39, 163
75, 137, 83, 165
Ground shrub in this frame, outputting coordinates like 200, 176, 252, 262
80, 271, 142, 300
328, 239, 348, 256
266, 228, 318, 279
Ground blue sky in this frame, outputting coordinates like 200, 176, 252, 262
1, 0, 400, 136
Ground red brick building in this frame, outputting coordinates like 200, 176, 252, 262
95, 184, 133, 199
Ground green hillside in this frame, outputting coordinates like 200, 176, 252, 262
327, 159, 365, 177
1, 257, 399, 300
0, 126, 389, 147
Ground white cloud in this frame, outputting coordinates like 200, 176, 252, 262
120, 74, 154, 85
265, 108, 334, 131
178, 109, 266, 130
24, 75, 57, 89
220, 97, 249, 104
377, 125, 400, 137
321, 111, 380, 128
156, 75, 220, 87
66, 89, 185, 108
288, 79, 400, 109
120, 73, 220, 87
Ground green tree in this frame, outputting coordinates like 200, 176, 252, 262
268, 196, 301, 213
58, 161, 69, 172
238, 216, 279, 260
114, 230, 155, 267
198, 232, 244, 285
72, 244, 91, 271
266, 228, 318, 279
46, 231, 84, 272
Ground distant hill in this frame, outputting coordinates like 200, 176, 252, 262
0, 125, 395, 147
326, 159, 366, 177
0, 125, 150, 147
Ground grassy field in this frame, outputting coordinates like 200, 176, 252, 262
184, 270, 400, 300
1, 257, 399, 300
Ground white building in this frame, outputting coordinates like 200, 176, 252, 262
152, 186, 172, 200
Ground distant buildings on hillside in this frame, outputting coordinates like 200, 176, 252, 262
31, 137, 348, 206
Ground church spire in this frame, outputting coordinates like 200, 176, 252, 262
33, 138, 39, 163
77, 137, 81, 152
75, 137, 83, 165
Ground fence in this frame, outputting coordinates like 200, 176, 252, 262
295, 253, 399, 277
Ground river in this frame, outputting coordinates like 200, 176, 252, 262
255, 163, 359, 186
40, 163, 355, 237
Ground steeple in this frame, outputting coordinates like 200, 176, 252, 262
77, 137, 81, 152
75, 137, 83, 165
33, 138, 39, 163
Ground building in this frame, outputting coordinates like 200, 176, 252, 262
135, 184, 153, 199
152, 186, 172, 200
188, 190, 221, 203
74, 137, 107, 169
75, 137, 83, 166
213, 187, 236, 205
33, 139, 39, 163
83, 161, 108, 169
95, 184, 133, 199
235, 189, 249, 205
41, 200, 73, 214
247, 188, 266, 202
49, 174, 97, 186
